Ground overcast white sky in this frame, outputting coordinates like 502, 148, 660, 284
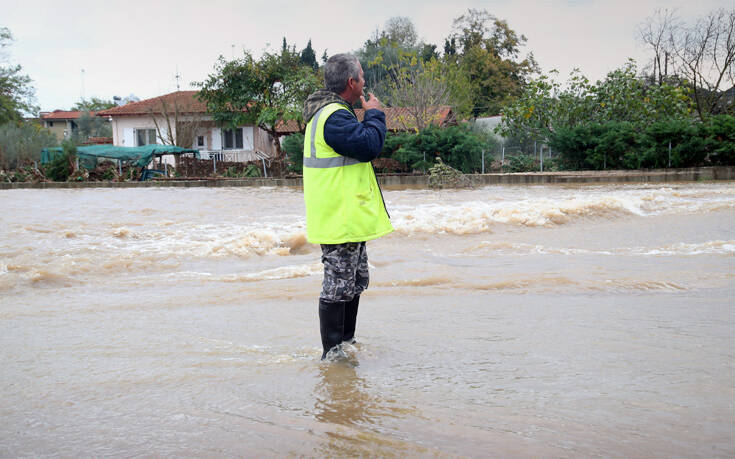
3, 0, 732, 112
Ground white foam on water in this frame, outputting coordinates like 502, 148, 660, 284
469, 240, 735, 257
217, 262, 322, 282
460, 276, 690, 293
469, 241, 614, 256
391, 194, 648, 235
630, 240, 735, 256
388, 184, 735, 235
77, 220, 312, 262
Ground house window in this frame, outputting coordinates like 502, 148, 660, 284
222, 128, 243, 149
197, 136, 205, 147
48, 121, 54, 127
136, 129, 157, 146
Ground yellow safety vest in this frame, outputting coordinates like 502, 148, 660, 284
303, 103, 393, 244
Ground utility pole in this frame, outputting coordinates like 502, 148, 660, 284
80, 68, 86, 101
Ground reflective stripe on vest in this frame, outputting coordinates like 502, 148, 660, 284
304, 105, 361, 169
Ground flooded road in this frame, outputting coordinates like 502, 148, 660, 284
1, 183, 734, 457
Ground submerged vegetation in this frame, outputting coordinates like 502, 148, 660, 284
428, 157, 472, 189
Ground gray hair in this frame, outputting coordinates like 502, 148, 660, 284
324, 54, 361, 93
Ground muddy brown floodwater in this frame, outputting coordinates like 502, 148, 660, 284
1, 182, 734, 457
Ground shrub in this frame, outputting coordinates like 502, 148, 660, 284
243, 164, 262, 177
222, 163, 262, 178
283, 133, 304, 173
46, 140, 76, 181
639, 119, 707, 168
704, 115, 735, 165
383, 124, 486, 173
503, 154, 538, 172
548, 125, 596, 170
593, 122, 638, 170
549, 118, 724, 170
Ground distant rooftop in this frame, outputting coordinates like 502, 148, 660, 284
98, 90, 455, 133
40, 110, 99, 120
98, 91, 207, 117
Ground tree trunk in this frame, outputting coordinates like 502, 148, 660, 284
265, 128, 286, 177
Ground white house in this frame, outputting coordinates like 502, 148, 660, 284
98, 91, 288, 164
98, 90, 460, 170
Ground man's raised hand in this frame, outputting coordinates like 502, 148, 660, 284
361, 92, 382, 111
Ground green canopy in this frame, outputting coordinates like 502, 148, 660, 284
41, 144, 200, 169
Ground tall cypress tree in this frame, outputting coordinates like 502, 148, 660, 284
300, 39, 318, 70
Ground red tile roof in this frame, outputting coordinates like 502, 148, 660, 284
98, 91, 208, 116
99, 90, 455, 133
373, 105, 454, 132
40, 110, 98, 120
276, 106, 455, 134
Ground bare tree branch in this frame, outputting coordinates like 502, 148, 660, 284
147, 96, 204, 148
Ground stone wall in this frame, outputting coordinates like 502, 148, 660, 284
2, 166, 734, 190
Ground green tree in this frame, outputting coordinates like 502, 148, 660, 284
0, 121, 57, 169
0, 27, 38, 123
704, 115, 735, 164
283, 132, 304, 173
419, 43, 439, 62
497, 69, 593, 145
443, 37, 457, 56
383, 16, 418, 48
447, 9, 539, 116
197, 47, 321, 170
72, 97, 116, 111
357, 17, 434, 98
498, 61, 691, 144
591, 60, 691, 125
75, 111, 112, 141
383, 53, 473, 130
300, 39, 318, 71
358, 33, 409, 95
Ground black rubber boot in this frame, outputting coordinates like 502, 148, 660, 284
342, 295, 360, 344
319, 299, 345, 359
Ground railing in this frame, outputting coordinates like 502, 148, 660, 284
198, 149, 271, 163
195, 150, 273, 177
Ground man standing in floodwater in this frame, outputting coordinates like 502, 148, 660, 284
302, 53, 393, 360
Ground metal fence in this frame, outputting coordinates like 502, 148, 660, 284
496, 139, 557, 172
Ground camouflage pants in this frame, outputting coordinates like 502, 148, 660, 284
320, 242, 369, 302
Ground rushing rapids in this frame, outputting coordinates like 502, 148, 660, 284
1, 182, 734, 456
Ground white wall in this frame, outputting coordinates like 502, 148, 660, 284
111, 116, 171, 147
242, 126, 254, 150
211, 127, 221, 150
210, 126, 254, 151
110, 116, 257, 155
